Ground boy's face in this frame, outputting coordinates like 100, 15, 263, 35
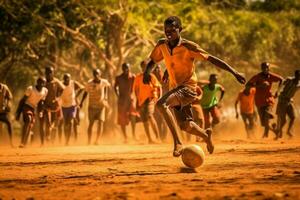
261, 65, 269, 75
164, 24, 180, 42
93, 70, 101, 80
63, 75, 70, 85
122, 65, 129, 74
45, 69, 54, 81
209, 76, 217, 84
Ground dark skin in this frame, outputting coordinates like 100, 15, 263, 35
0, 84, 13, 146
80, 69, 109, 145
275, 71, 300, 139
114, 64, 137, 142
16, 79, 46, 147
62, 74, 84, 145
137, 62, 160, 143
143, 23, 246, 156
249, 64, 282, 138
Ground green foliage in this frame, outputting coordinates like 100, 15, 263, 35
0, 0, 299, 99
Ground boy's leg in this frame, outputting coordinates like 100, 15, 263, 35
211, 106, 221, 127
95, 120, 103, 145
174, 106, 213, 154
87, 107, 96, 145
142, 121, 154, 143
39, 115, 45, 146
130, 115, 137, 140
20, 111, 34, 147
95, 107, 105, 144
156, 92, 183, 156
120, 125, 128, 142
241, 113, 250, 138
203, 109, 211, 129
286, 103, 295, 138
0, 114, 13, 146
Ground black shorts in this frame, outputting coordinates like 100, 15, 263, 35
158, 85, 199, 128
257, 105, 273, 127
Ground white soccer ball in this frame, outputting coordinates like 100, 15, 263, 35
181, 144, 205, 168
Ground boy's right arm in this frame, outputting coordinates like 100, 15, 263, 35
143, 60, 156, 84
207, 56, 246, 84
16, 96, 28, 121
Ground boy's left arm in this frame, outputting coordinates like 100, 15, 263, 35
207, 55, 246, 84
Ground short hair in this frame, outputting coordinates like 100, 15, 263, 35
122, 63, 130, 69
37, 77, 46, 83
63, 73, 71, 79
93, 68, 101, 76
209, 73, 217, 79
45, 66, 54, 73
164, 16, 182, 29
261, 62, 270, 68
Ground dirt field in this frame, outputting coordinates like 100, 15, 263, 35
0, 136, 300, 200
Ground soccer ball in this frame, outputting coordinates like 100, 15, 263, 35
181, 144, 205, 168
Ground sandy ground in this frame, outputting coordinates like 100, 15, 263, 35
0, 136, 300, 200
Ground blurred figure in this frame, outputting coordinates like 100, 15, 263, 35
80, 69, 111, 145
41, 66, 65, 144
133, 61, 161, 143
0, 82, 13, 146
61, 73, 84, 145
152, 64, 168, 141
235, 83, 256, 139
16, 77, 48, 147
248, 62, 283, 138
200, 74, 225, 129
114, 63, 137, 142
275, 70, 300, 139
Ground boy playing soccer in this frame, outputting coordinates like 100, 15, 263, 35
143, 16, 246, 156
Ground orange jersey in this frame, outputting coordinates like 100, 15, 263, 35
236, 88, 256, 114
150, 38, 209, 89
133, 73, 161, 106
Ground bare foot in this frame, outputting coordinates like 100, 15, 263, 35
206, 129, 214, 154
173, 144, 183, 157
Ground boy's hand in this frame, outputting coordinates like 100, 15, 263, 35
234, 72, 246, 84
162, 70, 169, 83
143, 72, 151, 84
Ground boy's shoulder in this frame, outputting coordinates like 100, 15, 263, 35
156, 38, 167, 46
181, 38, 206, 52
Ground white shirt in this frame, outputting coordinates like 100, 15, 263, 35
25, 86, 48, 108
85, 78, 110, 108
61, 80, 76, 108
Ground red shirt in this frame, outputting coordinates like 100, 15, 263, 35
249, 72, 282, 107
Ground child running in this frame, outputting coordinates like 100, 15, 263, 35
235, 83, 256, 138
143, 16, 246, 156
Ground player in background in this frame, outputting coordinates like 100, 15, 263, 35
80, 69, 111, 145
248, 62, 283, 138
61, 73, 84, 145
114, 63, 137, 142
235, 83, 256, 139
275, 70, 300, 139
16, 77, 48, 147
200, 74, 225, 129
0, 82, 13, 146
133, 61, 161, 144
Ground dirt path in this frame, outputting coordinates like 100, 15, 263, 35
0, 140, 300, 200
